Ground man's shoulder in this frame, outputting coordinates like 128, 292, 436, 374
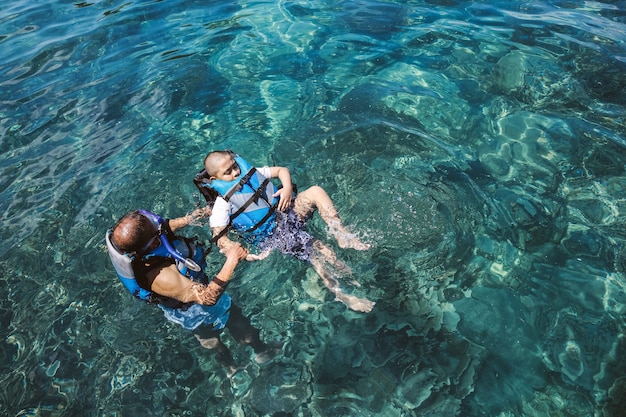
151, 262, 183, 286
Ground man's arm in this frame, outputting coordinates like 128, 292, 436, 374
168, 207, 211, 232
150, 244, 248, 305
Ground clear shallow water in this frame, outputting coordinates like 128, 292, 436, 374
2, 0, 626, 415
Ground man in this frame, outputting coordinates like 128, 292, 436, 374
106, 209, 276, 374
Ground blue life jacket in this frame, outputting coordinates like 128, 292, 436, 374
207, 155, 278, 244
106, 211, 207, 304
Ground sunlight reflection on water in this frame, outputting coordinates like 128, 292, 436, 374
1, 0, 626, 415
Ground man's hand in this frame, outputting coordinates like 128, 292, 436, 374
191, 206, 212, 219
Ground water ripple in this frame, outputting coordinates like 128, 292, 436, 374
2, 0, 626, 416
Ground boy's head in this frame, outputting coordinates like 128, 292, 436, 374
204, 150, 241, 182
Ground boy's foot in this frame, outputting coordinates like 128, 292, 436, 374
335, 233, 371, 251
336, 292, 375, 313
327, 219, 370, 250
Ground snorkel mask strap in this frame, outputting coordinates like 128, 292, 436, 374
137, 210, 202, 272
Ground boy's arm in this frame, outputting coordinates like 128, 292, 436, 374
212, 225, 240, 252
212, 225, 269, 262
210, 197, 239, 251
268, 166, 293, 211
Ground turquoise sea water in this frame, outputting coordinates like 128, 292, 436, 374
2, 0, 626, 415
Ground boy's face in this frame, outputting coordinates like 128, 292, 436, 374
209, 154, 241, 182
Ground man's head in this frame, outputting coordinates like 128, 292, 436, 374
204, 150, 241, 182
111, 211, 159, 254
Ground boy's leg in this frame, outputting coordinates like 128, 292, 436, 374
293, 186, 370, 250
310, 240, 375, 313
312, 238, 353, 276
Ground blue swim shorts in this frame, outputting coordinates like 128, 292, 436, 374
257, 206, 315, 262
159, 293, 232, 331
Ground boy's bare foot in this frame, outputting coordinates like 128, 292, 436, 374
335, 233, 371, 251
335, 292, 375, 313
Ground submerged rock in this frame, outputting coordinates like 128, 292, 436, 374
248, 360, 313, 414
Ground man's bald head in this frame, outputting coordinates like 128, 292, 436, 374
111, 211, 156, 254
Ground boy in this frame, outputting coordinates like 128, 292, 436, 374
195, 150, 375, 313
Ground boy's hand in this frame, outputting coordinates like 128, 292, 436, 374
223, 243, 249, 261
274, 186, 292, 211
246, 250, 271, 261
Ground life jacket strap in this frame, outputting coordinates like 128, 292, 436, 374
210, 177, 276, 244
228, 176, 272, 219
223, 167, 257, 201
244, 202, 277, 234
210, 225, 231, 245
